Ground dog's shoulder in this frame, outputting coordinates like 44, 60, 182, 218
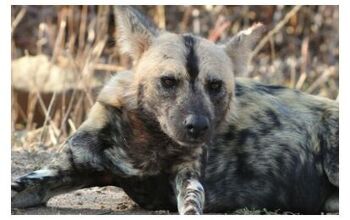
78, 71, 136, 132
97, 71, 137, 109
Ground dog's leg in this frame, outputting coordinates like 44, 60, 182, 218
11, 169, 109, 208
11, 145, 114, 209
173, 165, 205, 215
11, 103, 130, 209
11, 126, 120, 209
12, 149, 73, 208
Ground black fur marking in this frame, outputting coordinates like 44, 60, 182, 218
223, 125, 237, 141
66, 147, 78, 172
254, 84, 286, 95
308, 105, 325, 114
99, 105, 127, 148
137, 83, 145, 107
183, 34, 199, 88
235, 83, 246, 97
265, 109, 282, 128
235, 151, 256, 180
120, 175, 176, 211
237, 129, 257, 146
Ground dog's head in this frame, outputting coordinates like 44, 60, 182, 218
113, 6, 264, 146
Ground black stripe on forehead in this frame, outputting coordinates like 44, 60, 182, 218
182, 34, 199, 84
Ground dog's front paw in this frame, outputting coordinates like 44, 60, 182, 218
179, 199, 203, 215
11, 185, 48, 209
11, 170, 57, 208
182, 207, 202, 215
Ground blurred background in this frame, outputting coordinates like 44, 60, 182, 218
11, 5, 339, 150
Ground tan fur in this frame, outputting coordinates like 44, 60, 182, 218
79, 102, 109, 131
97, 71, 137, 109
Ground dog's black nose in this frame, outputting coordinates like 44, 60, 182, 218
184, 115, 209, 139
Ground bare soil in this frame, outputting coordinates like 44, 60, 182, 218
11, 149, 336, 215
11, 149, 171, 215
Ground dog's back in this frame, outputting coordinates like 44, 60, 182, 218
202, 78, 338, 213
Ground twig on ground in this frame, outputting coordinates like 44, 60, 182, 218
26, 92, 38, 131
59, 89, 78, 137
36, 90, 59, 144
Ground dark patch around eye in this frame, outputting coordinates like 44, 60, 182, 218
160, 76, 178, 89
208, 80, 222, 92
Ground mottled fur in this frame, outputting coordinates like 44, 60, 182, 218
12, 6, 338, 214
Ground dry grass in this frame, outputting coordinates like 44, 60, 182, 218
11, 5, 338, 149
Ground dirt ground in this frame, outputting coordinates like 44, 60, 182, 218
11, 149, 173, 215
11, 148, 337, 215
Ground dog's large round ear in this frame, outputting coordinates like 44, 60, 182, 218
224, 23, 265, 76
114, 6, 159, 62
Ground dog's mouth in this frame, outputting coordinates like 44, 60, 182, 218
163, 127, 208, 147
176, 139, 206, 147
170, 130, 211, 147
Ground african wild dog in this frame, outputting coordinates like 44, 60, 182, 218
12, 6, 338, 214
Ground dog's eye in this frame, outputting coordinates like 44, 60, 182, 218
207, 80, 222, 94
161, 76, 178, 89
